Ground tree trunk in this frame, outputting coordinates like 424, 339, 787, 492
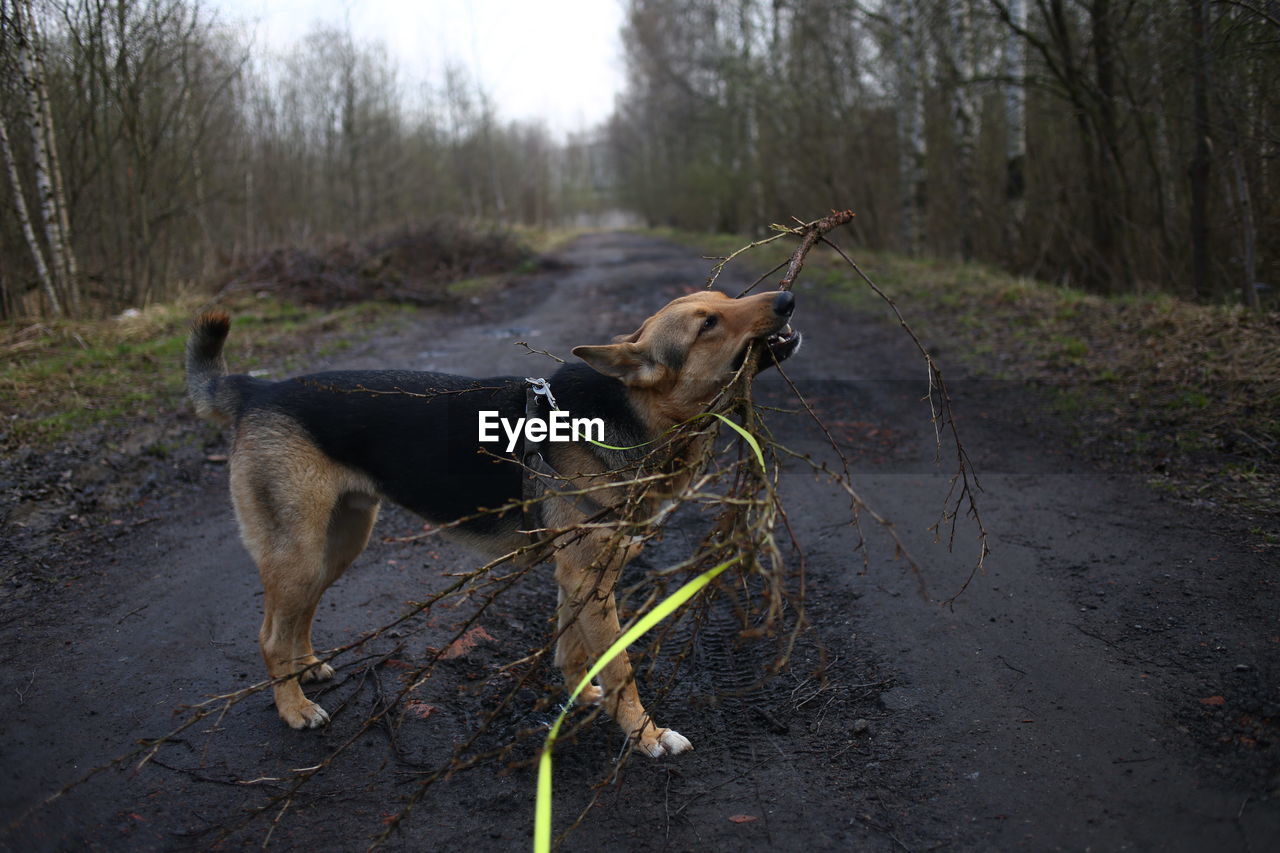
895, 0, 927, 256
1188, 0, 1214, 300
1002, 0, 1027, 252
948, 0, 980, 259
13, 0, 74, 315
0, 113, 61, 315
1227, 147, 1259, 309
244, 169, 254, 254
1089, 0, 1134, 293
340, 40, 363, 231
1144, 24, 1176, 262
739, 0, 765, 234
32, 5, 80, 315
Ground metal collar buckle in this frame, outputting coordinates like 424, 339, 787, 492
525, 376, 558, 411
522, 377, 557, 533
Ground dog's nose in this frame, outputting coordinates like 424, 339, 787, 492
773, 291, 795, 317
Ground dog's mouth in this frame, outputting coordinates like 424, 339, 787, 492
731, 323, 803, 373
764, 324, 801, 364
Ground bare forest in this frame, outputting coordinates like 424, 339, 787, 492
0, 0, 606, 318
2, 0, 1278, 319
610, 0, 1278, 306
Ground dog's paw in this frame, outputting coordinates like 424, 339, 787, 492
575, 683, 603, 706
281, 700, 330, 730
636, 728, 693, 758
300, 662, 335, 684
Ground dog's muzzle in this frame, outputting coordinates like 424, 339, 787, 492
729, 290, 802, 371
764, 324, 802, 364
763, 290, 801, 365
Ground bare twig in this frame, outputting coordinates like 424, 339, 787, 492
777, 210, 857, 291
514, 340, 565, 363
815, 235, 990, 603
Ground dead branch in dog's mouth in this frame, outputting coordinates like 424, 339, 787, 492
7, 211, 989, 851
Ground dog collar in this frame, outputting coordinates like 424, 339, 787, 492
525, 376, 559, 411
523, 377, 555, 460
521, 377, 609, 531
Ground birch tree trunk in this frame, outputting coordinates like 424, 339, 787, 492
32, 6, 80, 315
895, 0, 927, 256
1002, 0, 1027, 252
12, 0, 73, 314
0, 113, 61, 315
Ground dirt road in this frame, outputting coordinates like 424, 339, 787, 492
2, 232, 1277, 851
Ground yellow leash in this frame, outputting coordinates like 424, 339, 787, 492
533, 553, 743, 853
533, 412, 764, 852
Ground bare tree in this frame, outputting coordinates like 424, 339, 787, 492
1188, 0, 1214, 299
33, 0, 77, 313
7, 0, 78, 314
1001, 0, 1026, 251
4, 0, 1275, 316
0, 108, 60, 313
894, 0, 927, 255
934, 0, 980, 259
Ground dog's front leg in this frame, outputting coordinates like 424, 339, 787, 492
553, 541, 692, 758
554, 586, 604, 706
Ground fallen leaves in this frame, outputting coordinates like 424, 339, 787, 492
405, 701, 437, 720
442, 625, 495, 660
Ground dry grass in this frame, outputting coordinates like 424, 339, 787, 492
219, 220, 533, 306
0, 293, 416, 451
0, 221, 563, 452
665, 228, 1280, 519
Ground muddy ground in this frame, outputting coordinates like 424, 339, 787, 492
1, 232, 1277, 851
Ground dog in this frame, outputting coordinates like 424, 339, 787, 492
185, 288, 800, 757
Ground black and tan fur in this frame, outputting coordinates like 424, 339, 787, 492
185, 289, 800, 757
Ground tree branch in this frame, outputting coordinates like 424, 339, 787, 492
776, 210, 856, 292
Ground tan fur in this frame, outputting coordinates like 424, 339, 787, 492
553, 290, 791, 755
228, 413, 382, 728
575, 290, 784, 430
202, 289, 793, 755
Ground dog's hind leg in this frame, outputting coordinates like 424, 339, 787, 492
303, 489, 381, 681
252, 492, 378, 729
231, 429, 371, 730
257, 546, 333, 729
296, 493, 380, 685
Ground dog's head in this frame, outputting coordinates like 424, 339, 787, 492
572, 289, 801, 421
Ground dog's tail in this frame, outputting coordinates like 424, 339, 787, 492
185, 311, 237, 424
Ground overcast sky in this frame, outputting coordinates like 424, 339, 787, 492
213, 0, 626, 134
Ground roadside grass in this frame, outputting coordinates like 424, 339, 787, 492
1, 223, 580, 454
662, 227, 1280, 519
0, 294, 414, 451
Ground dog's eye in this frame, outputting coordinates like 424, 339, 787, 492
700, 315, 718, 333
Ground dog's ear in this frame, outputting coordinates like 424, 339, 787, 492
612, 320, 647, 344
572, 343, 665, 386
